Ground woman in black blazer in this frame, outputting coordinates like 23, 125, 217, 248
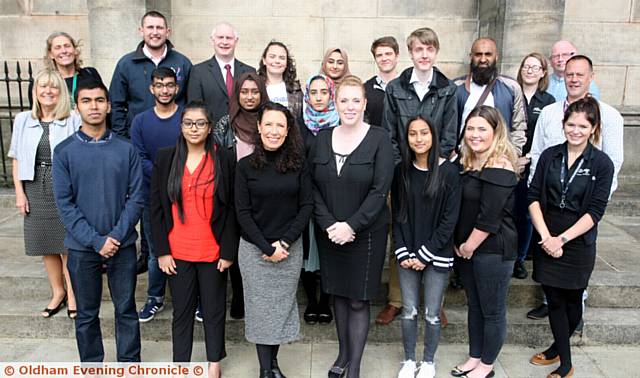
150, 101, 238, 378
528, 97, 614, 378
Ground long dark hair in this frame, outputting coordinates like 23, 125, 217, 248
257, 40, 301, 93
167, 101, 218, 223
250, 102, 304, 173
397, 115, 442, 222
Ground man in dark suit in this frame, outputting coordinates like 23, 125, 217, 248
186, 22, 255, 125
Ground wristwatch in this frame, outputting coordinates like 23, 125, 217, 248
560, 234, 569, 245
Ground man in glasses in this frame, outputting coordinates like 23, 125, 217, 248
547, 40, 600, 101
130, 67, 183, 322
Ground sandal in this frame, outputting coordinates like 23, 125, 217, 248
42, 295, 67, 318
67, 309, 77, 320
547, 367, 574, 378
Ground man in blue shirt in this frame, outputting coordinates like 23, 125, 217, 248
547, 40, 600, 101
130, 67, 182, 322
53, 79, 144, 362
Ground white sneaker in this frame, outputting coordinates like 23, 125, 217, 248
416, 361, 436, 378
397, 360, 417, 378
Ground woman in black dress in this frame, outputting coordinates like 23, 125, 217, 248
452, 106, 519, 378
528, 97, 614, 378
311, 75, 394, 378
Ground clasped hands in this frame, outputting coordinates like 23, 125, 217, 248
454, 243, 474, 259
158, 255, 234, 275
262, 241, 289, 263
400, 257, 426, 271
327, 222, 355, 245
539, 236, 564, 258
99, 236, 121, 258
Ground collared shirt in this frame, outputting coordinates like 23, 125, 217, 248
142, 44, 167, 66
461, 81, 495, 134
375, 75, 389, 91
8, 111, 81, 180
410, 67, 433, 101
548, 74, 601, 101
75, 128, 113, 144
215, 55, 236, 85
528, 99, 624, 195
547, 143, 594, 212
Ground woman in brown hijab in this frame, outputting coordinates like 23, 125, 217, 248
213, 72, 269, 161
321, 48, 351, 86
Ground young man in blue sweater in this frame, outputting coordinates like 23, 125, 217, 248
130, 67, 182, 322
53, 79, 144, 362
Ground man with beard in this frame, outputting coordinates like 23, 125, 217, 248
364, 36, 400, 127
130, 67, 183, 322
454, 38, 527, 154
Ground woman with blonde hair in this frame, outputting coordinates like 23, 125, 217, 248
452, 106, 518, 378
30, 32, 102, 106
311, 75, 393, 377
9, 68, 81, 318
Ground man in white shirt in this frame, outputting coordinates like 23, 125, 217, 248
186, 22, 255, 125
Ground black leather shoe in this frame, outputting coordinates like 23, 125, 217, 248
304, 304, 319, 324
259, 369, 273, 378
272, 359, 286, 378
527, 303, 549, 320
328, 362, 348, 378
318, 304, 333, 324
512, 260, 528, 279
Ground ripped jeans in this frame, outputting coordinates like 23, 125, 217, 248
397, 263, 449, 362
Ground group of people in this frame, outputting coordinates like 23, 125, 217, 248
8, 9, 624, 378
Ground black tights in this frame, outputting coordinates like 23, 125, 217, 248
301, 271, 330, 308
256, 344, 280, 370
542, 285, 584, 376
333, 295, 370, 378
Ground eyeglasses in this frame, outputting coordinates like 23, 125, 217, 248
521, 65, 543, 73
152, 83, 177, 90
550, 52, 575, 60
181, 120, 209, 129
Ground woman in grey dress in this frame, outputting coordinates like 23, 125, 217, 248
9, 68, 81, 318
235, 102, 313, 378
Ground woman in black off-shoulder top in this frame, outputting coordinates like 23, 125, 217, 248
451, 106, 519, 378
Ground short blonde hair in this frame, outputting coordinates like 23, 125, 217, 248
31, 69, 72, 120
335, 74, 365, 98
460, 106, 518, 174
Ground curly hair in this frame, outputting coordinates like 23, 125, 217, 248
250, 102, 304, 173
460, 105, 519, 175
258, 40, 301, 93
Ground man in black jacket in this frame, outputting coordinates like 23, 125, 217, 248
364, 36, 400, 127
186, 22, 255, 125
382, 27, 458, 164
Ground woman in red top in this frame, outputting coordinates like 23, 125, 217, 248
150, 101, 238, 378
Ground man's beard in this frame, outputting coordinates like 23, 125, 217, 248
470, 61, 497, 86
155, 94, 177, 105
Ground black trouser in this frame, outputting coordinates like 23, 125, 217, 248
168, 259, 227, 362
542, 285, 584, 371
458, 253, 514, 365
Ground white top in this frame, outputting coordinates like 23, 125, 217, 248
8, 111, 81, 180
528, 99, 624, 195
267, 82, 289, 107
142, 44, 167, 66
461, 81, 495, 134
215, 56, 236, 85
409, 68, 433, 101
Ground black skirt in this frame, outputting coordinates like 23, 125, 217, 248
532, 206, 595, 289
316, 225, 387, 301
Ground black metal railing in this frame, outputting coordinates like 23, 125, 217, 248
1, 61, 33, 186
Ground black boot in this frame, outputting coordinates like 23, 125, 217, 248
317, 291, 333, 324
271, 358, 286, 378
302, 271, 319, 324
259, 369, 273, 378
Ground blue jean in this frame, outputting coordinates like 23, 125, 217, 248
67, 245, 141, 362
397, 263, 449, 362
143, 207, 166, 302
458, 253, 514, 365
515, 177, 533, 263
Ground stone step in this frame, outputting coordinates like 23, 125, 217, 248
1, 300, 638, 346
3, 259, 639, 309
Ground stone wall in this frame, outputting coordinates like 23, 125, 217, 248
1, 0, 639, 176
